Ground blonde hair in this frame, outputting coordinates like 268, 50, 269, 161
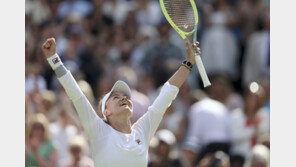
27, 113, 50, 141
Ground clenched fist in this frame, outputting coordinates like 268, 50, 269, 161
42, 37, 56, 58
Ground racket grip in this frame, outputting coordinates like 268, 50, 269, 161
194, 55, 211, 87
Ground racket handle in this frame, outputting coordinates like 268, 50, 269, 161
194, 54, 211, 87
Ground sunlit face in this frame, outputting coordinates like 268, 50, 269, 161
105, 91, 133, 118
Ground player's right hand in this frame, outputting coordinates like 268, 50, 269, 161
42, 37, 56, 58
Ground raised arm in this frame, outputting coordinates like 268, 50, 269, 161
168, 41, 200, 88
134, 41, 201, 142
41, 38, 104, 139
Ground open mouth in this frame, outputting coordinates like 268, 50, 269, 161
120, 102, 128, 107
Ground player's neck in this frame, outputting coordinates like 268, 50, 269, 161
109, 116, 132, 134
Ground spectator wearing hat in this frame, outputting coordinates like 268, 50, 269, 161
26, 113, 58, 167
49, 110, 78, 165
60, 135, 94, 167
148, 129, 181, 167
230, 82, 268, 160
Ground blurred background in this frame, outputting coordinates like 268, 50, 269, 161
25, 0, 270, 166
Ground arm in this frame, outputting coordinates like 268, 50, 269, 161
41, 38, 105, 139
133, 42, 201, 141
168, 41, 200, 88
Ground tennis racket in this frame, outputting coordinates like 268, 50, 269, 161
159, 0, 211, 87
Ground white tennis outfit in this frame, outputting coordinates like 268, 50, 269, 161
54, 59, 179, 166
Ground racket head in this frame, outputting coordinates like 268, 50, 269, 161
159, 0, 199, 39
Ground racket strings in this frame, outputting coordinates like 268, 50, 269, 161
163, 0, 196, 32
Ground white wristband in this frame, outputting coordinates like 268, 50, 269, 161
47, 53, 63, 70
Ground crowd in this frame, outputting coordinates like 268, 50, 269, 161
25, 0, 270, 167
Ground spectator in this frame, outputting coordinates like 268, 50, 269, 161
143, 22, 184, 87
197, 151, 230, 167
230, 82, 267, 159
235, 0, 267, 44
207, 74, 244, 111
182, 96, 231, 167
130, 25, 158, 70
200, 1, 239, 81
57, 0, 93, 21
242, 5, 270, 87
25, 63, 47, 97
49, 110, 78, 164
26, 113, 58, 167
39, 89, 60, 122
26, 0, 52, 26
149, 129, 181, 167
102, 0, 136, 25
243, 145, 269, 167
135, 0, 162, 26
159, 81, 193, 143
60, 135, 94, 167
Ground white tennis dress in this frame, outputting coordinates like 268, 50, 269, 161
56, 66, 179, 167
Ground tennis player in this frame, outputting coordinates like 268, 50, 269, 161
42, 37, 200, 167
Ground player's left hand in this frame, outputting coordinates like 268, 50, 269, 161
185, 41, 200, 65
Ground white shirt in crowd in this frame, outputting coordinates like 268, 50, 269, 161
49, 122, 78, 164
230, 108, 255, 157
183, 98, 231, 153
57, 70, 179, 167
230, 107, 269, 158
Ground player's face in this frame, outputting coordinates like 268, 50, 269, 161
105, 91, 133, 117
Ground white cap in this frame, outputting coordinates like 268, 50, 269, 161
156, 129, 176, 145
101, 80, 131, 121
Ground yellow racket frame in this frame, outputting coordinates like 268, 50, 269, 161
159, 0, 211, 87
159, 0, 199, 39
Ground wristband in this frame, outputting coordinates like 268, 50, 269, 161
47, 53, 63, 70
181, 60, 193, 71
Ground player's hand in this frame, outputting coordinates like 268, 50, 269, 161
185, 41, 200, 65
42, 37, 56, 58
